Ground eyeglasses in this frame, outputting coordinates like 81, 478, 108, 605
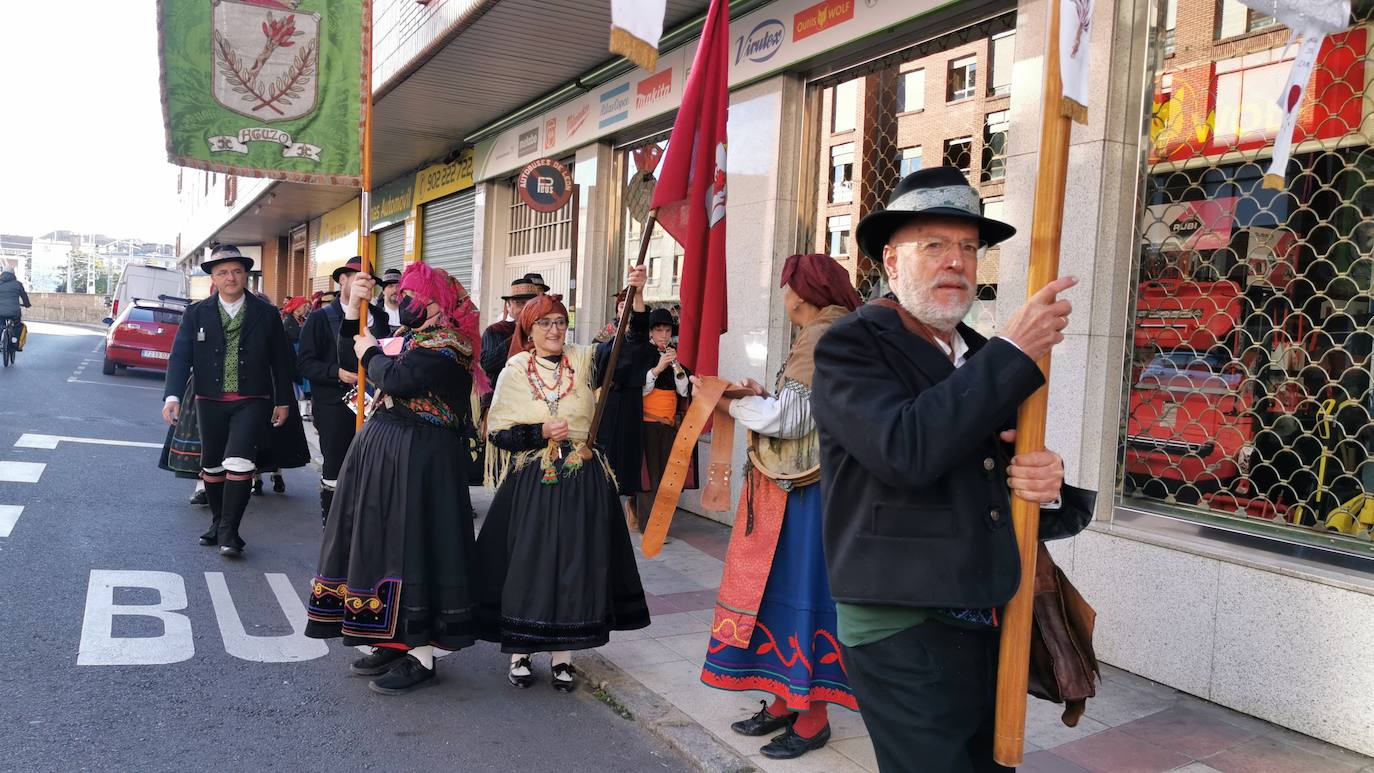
533, 318, 569, 330
908, 237, 988, 262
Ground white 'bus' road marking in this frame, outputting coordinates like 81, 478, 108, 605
16, 434, 162, 450
205, 572, 328, 662
0, 506, 22, 538
0, 462, 44, 483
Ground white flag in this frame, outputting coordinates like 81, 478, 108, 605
1059, 0, 1095, 124
610, 0, 667, 72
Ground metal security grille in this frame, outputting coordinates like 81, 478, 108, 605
421, 190, 476, 288
375, 222, 406, 273
1124, 6, 1374, 552
804, 12, 1015, 338
507, 186, 572, 258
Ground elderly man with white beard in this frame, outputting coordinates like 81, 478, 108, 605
811, 166, 1096, 773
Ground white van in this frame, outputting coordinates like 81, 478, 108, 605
108, 264, 190, 320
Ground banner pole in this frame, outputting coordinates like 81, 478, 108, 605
584, 209, 658, 455
354, 8, 374, 432
993, 0, 1074, 765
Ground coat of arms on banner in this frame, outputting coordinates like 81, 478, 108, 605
211, 0, 319, 122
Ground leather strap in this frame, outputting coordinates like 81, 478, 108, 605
642, 376, 747, 557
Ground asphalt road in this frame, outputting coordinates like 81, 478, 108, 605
0, 322, 691, 773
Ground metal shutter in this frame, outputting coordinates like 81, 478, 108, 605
420, 189, 475, 287
375, 222, 406, 273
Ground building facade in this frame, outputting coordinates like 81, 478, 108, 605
173, 0, 1374, 755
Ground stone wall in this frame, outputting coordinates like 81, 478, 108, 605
26, 293, 111, 325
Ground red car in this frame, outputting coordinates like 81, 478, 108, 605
103, 299, 185, 375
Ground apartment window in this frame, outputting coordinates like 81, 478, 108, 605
983, 197, 1005, 222
989, 32, 1015, 97
899, 146, 923, 178
827, 215, 852, 257
1215, 0, 1276, 39
982, 111, 1010, 183
832, 79, 859, 133
897, 68, 925, 113
1163, 0, 1178, 55
830, 143, 855, 203
944, 136, 973, 176
948, 55, 977, 101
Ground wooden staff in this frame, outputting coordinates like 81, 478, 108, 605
354, 12, 375, 432
993, 0, 1076, 766
585, 209, 658, 454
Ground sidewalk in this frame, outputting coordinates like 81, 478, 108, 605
582, 511, 1374, 773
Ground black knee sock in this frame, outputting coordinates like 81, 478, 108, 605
218, 477, 254, 548
202, 477, 226, 539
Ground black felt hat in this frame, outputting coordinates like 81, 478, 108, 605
855, 166, 1016, 261
331, 256, 380, 284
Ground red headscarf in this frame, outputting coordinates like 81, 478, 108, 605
282, 296, 310, 316
780, 253, 861, 312
397, 262, 490, 395
509, 293, 569, 359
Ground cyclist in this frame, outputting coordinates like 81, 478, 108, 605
0, 270, 31, 351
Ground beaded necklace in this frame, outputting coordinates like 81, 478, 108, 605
524, 353, 582, 484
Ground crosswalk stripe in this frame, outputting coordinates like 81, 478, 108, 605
0, 462, 44, 483
0, 506, 21, 537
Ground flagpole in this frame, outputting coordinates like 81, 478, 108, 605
354, 9, 374, 432
585, 209, 658, 456
993, 0, 1074, 765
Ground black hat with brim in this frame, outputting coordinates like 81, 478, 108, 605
200, 246, 254, 275
648, 308, 675, 329
331, 256, 381, 284
501, 273, 545, 301
379, 269, 403, 286
855, 166, 1016, 262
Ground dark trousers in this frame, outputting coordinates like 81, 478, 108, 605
312, 398, 356, 484
196, 398, 270, 549
842, 620, 1011, 773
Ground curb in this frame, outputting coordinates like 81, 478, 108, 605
577, 651, 757, 773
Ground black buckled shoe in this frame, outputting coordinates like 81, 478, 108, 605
759, 723, 831, 760
508, 656, 535, 688
731, 700, 797, 737
350, 647, 408, 676
551, 662, 578, 693
368, 655, 436, 696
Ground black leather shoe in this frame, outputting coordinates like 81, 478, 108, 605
351, 647, 408, 676
369, 655, 436, 696
218, 545, 243, 558
731, 700, 797, 737
190, 489, 208, 506
508, 656, 535, 688
759, 724, 831, 760
252, 479, 264, 496
551, 662, 578, 692
272, 474, 286, 494
197, 535, 216, 546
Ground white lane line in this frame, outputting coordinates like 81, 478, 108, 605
66, 378, 162, 391
0, 462, 45, 483
16, 434, 162, 450
0, 506, 22, 537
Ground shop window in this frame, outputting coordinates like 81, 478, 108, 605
944, 136, 973, 176
947, 55, 977, 102
1126, 5, 1374, 556
832, 79, 859, 133
1215, 0, 1276, 39
827, 215, 851, 257
621, 136, 685, 305
897, 68, 925, 113
899, 146, 923, 178
989, 32, 1014, 97
830, 143, 855, 203
981, 111, 1009, 183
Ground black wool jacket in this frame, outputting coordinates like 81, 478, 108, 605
811, 302, 1093, 610
164, 294, 295, 406
296, 299, 390, 404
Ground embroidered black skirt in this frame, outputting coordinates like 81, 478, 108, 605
305, 410, 480, 650
477, 450, 650, 653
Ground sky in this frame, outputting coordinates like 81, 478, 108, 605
0, 3, 181, 243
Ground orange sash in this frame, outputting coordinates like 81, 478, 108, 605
642, 387, 678, 424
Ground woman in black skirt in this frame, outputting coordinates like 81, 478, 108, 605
304, 262, 488, 696
479, 267, 651, 692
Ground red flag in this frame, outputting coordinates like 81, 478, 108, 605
650, 0, 729, 377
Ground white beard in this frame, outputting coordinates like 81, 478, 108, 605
894, 269, 973, 333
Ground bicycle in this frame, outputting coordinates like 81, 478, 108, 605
0, 318, 16, 368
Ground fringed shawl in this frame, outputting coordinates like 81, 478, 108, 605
484, 344, 598, 488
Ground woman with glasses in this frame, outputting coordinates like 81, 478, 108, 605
304, 262, 489, 696
478, 267, 651, 693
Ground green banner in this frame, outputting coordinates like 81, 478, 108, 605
159, 0, 367, 186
